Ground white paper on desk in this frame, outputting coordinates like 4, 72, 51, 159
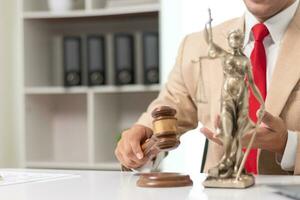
0, 171, 79, 186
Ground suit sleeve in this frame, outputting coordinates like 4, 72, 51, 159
279, 131, 297, 171
136, 36, 198, 135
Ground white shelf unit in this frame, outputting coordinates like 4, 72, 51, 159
23, 3, 160, 19
25, 84, 161, 94
19, 0, 161, 170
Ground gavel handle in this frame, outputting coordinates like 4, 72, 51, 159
141, 137, 159, 157
121, 136, 158, 171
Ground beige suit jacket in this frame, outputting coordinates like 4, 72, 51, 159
137, 8, 300, 175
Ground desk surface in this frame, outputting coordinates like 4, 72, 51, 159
0, 169, 299, 200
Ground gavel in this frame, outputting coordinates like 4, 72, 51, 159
121, 106, 192, 188
142, 106, 180, 156
122, 106, 180, 171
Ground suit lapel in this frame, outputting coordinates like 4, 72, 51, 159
259, 8, 300, 174
265, 14, 300, 116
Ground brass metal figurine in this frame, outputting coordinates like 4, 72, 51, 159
202, 9, 265, 188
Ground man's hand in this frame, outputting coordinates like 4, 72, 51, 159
200, 115, 223, 146
200, 112, 288, 155
242, 111, 288, 155
115, 125, 153, 169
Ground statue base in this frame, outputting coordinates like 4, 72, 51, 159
203, 174, 255, 189
137, 172, 193, 188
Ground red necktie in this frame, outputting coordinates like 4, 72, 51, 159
245, 23, 269, 174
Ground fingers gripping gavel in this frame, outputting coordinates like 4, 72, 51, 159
122, 106, 180, 171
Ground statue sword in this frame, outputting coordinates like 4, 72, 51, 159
235, 108, 265, 181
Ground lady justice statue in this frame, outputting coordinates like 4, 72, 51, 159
202, 9, 265, 188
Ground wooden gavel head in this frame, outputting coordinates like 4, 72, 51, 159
151, 106, 180, 151
141, 106, 180, 158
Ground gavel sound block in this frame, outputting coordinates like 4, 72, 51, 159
135, 106, 193, 188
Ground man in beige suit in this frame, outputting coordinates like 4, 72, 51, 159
115, 0, 300, 175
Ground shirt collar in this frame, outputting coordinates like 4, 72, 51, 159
244, 0, 299, 46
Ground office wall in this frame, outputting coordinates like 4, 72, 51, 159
0, 0, 17, 167
161, 0, 245, 83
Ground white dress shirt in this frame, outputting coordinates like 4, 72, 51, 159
243, 0, 299, 171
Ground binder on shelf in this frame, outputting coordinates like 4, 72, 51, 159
114, 34, 135, 85
143, 32, 159, 84
87, 35, 106, 86
63, 36, 82, 87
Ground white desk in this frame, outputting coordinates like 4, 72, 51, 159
0, 169, 299, 200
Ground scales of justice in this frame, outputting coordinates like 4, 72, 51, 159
201, 9, 265, 188
122, 9, 265, 189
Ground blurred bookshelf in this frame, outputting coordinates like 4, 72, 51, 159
25, 85, 161, 94
18, 0, 161, 170
23, 3, 160, 19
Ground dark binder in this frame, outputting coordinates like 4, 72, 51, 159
87, 35, 106, 86
63, 36, 82, 87
143, 32, 159, 84
114, 34, 135, 85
